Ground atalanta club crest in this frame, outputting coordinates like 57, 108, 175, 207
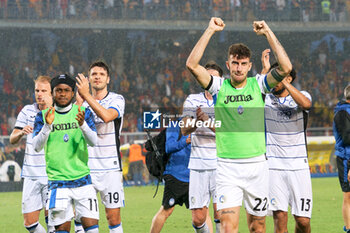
237, 105, 244, 115
63, 134, 69, 142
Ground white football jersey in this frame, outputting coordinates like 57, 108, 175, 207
183, 92, 217, 170
15, 104, 47, 179
265, 91, 312, 170
83, 92, 125, 173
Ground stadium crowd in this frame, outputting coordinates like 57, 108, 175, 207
0, 0, 349, 22
0, 31, 349, 137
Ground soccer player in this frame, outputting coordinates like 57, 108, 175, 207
333, 85, 350, 233
181, 62, 223, 233
186, 17, 293, 233
261, 49, 312, 233
32, 74, 99, 232
76, 61, 125, 233
149, 119, 191, 233
9, 76, 55, 233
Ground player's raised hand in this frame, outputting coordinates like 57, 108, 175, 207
196, 107, 209, 122
75, 106, 85, 126
45, 106, 55, 125
75, 91, 84, 106
76, 73, 90, 99
253, 20, 270, 36
208, 17, 225, 32
21, 125, 33, 135
42, 93, 53, 109
261, 49, 271, 74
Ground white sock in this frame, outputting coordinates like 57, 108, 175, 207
214, 219, 221, 233
47, 225, 55, 233
45, 216, 55, 233
193, 222, 210, 233
74, 220, 85, 233
25, 222, 46, 233
85, 225, 99, 233
109, 223, 123, 233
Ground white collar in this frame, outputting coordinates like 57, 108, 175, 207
54, 103, 72, 113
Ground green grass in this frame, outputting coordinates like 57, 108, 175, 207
0, 177, 343, 232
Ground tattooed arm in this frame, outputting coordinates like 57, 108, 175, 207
253, 20, 292, 88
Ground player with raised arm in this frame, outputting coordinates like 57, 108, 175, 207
76, 61, 125, 233
181, 62, 223, 233
261, 49, 312, 233
32, 74, 99, 233
10, 76, 55, 233
186, 17, 292, 233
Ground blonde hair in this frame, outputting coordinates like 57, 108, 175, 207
35, 75, 51, 84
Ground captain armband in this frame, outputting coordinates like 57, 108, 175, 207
271, 68, 285, 82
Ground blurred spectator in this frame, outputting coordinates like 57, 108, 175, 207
0, 154, 21, 182
0, 0, 347, 21
126, 143, 146, 186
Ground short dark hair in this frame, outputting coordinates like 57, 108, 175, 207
228, 43, 252, 60
205, 61, 223, 77
270, 62, 296, 83
89, 61, 110, 76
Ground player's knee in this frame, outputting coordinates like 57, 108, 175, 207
192, 211, 207, 227
295, 217, 310, 230
344, 193, 350, 203
221, 219, 238, 232
23, 215, 39, 227
106, 212, 121, 226
249, 218, 265, 233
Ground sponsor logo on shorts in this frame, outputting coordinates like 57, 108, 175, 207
191, 196, 196, 205
270, 198, 276, 206
169, 198, 175, 207
219, 195, 225, 203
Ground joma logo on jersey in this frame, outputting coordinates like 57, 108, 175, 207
224, 94, 253, 104
52, 122, 78, 132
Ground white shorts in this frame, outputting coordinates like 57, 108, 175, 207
269, 169, 312, 218
22, 178, 48, 214
216, 160, 269, 217
46, 184, 99, 226
189, 169, 217, 209
91, 171, 125, 209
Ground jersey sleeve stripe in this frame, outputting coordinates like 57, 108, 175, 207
263, 75, 271, 92
109, 106, 121, 118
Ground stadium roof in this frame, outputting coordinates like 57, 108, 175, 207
0, 20, 349, 32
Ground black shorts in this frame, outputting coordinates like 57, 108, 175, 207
162, 174, 189, 209
337, 156, 350, 192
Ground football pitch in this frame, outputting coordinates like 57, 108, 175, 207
0, 177, 343, 233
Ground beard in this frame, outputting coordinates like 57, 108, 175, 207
272, 87, 286, 96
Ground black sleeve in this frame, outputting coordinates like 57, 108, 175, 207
204, 75, 214, 91
334, 110, 350, 145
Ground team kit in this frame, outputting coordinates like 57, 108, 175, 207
10, 18, 315, 233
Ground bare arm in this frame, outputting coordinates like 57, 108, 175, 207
282, 80, 311, 110
254, 21, 292, 87
186, 17, 225, 89
76, 73, 119, 123
9, 126, 33, 144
